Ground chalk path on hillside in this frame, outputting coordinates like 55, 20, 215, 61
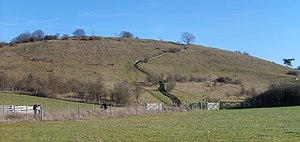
133, 44, 189, 106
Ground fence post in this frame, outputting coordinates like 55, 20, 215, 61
77, 105, 80, 119
109, 105, 112, 118
45, 106, 47, 117
2, 106, 4, 116
40, 106, 43, 121
200, 102, 203, 109
26, 105, 28, 120
135, 103, 138, 116
13, 105, 16, 114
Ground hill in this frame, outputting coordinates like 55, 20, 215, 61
0, 37, 296, 103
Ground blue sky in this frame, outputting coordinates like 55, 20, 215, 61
0, 0, 299, 67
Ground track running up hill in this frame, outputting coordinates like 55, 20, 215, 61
133, 45, 188, 106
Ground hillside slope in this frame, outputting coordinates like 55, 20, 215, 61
0, 37, 295, 102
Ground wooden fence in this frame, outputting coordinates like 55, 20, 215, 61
186, 101, 242, 110
145, 103, 163, 111
0, 105, 42, 115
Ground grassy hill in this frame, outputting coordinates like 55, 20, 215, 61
0, 37, 296, 103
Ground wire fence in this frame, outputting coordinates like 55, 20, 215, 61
0, 101, 242, 122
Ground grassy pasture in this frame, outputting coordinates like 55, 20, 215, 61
1, 106, 300, 142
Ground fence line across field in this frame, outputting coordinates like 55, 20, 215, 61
0, 101, 243, 122
0, 105, 40, 114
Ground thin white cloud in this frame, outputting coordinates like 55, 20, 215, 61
76, 10, 106, 17
2, 16, 60, 24
75, 10, 131, 18
145, 0, 185, 7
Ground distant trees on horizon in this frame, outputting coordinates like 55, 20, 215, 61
119, 31, 134, 38
9, 29, 198, 46
283, 58, 295, 67
73, 29, 86, 37
181, 32, 195, 44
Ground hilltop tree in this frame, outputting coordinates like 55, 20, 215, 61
11, 31, 33, 43
181, 32, 195, 44
73, 29, 86, 37
32, 30, 45, 41
296, 66, 300, 70
120, 31, 134, 38
283, 58, 295, 67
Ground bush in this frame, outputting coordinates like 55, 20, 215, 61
166, 74, 188, 83
110, 82, 131, 104
44, 35, 58, 40
188, 76, 207, 83
286, 71, 299, 76
168, 48, 181, 53
62, 34, 69, 40
232, 80, 243, 85
73, 29, 86, 37
87, 78, 108, 101
119, 31, 133, 38
145, 74, 159, 85
215, 77, 233, 84
0, 42, 8, 48
215, 77, 242, 85
166, 81, 176, 92
244, 84, 300, 107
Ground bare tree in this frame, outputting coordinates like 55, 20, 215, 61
11, 31, 33, 43
283, 58, 295, 67
32, 30, 45, 41
111, 82, 131, 104
73, 29, 86, 37
87, 78, 108, 101
120, 31, 134, 38
134, 84, 142, 103
181, 32, 195, 44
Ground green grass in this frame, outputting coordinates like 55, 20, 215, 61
143, 89, 173, 106
1, 106, 300, 141
0, 93, 96, 111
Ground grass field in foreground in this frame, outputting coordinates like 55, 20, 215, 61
1, 106, 300, 142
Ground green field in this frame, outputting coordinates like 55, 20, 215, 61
1, 106, 300, 142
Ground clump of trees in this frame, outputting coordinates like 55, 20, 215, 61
0, 41, 8, 48
119, 31, 134, 38
11, 30, 63, 43
244, 84, 300, 107
44, 34, 59, 40
110, 82, 131, 104
286, 70, 299, 76
181, 32, 195, 44
235, 51, 250, 55
214, 77, 242, 85
73, 29, 86, 37
0, 72, 135, 105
